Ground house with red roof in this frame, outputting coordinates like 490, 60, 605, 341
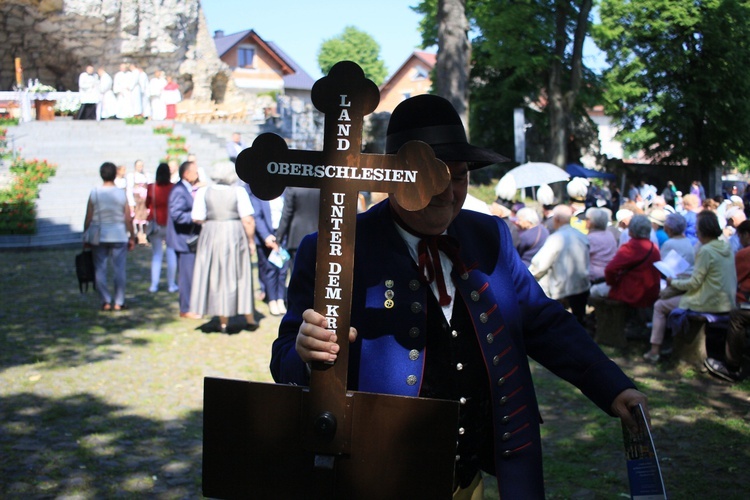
213, 29, 314, 105
375, 51, 436, 113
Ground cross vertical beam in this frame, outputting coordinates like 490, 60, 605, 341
236, 61, 450, 455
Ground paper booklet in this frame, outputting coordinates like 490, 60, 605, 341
622, 403, 667, 499
653, 249, 690, 279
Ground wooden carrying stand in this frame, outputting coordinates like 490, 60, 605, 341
202, 61, 460, 499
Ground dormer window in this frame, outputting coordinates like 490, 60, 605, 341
412, 65, 429, 81
238, 46, 255, 68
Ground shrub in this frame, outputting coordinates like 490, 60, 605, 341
0, 158, 57, 235
153, 125, 173, 135
0, 117, 19, 127
124, 116, 146, 125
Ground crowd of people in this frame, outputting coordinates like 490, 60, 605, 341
82, 123, 748, 383
81, 133, 320, 334
76, 64, 181, 121
487, 174, 748, 383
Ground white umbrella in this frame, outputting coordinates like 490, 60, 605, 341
503, 162, 570, 189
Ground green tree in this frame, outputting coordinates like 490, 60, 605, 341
414, 0, 601, 168
317, 26, 388, 86
594, 0, 750, 187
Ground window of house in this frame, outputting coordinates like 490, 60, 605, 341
412, 65, 429, 80
238, 46, 255, 68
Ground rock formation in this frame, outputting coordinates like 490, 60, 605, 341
0, 0, 231, 101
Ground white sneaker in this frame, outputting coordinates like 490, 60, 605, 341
269, 300, 280, 316
276, 299, 287, 314
642, 351, 660, 363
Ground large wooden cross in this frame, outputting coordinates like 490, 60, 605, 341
203, 61, 460, 499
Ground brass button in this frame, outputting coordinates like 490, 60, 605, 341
461, 272, 469, 280
459, 397, 467, 405
502, 449, 513, 458
499, 396, 509, 405
409, 279, 420, 291
409, 349, 420, 361
501, 415, 510, 424
497, 377, 506, 387
385, 289, 395, 299
385, 279, 394, 288
479, 312, 488, 323
456, 363, 464, 371
451, 329, 459, 338
486, 333, 494, 344
384, 299, 394, 309
458, 427, 465, 435
502, 432, 511, 442
410, 302, 422, 313
406, 375, 417, 386
409, 327, 420, 338
493, 355, 500, 366
470, 290, 480, 302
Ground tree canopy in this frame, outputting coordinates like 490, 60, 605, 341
593, 0, 750, 174
317, 26, 388, 86
413, 0, 601, 169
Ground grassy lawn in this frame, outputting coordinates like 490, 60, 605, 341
1, 245, 749, 498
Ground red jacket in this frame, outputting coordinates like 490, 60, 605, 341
605, 238, 662, 307
145, 183, 173, 226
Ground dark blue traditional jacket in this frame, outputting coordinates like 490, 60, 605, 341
272, 200, 635, 499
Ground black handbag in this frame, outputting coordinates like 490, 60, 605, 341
186, 233, 199, 252
186, 223, 200, 252
75, 250, 96, 293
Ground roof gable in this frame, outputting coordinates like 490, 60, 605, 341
265, 41, 315, 91
214, 29, 294, 75
380, 51, 436, 93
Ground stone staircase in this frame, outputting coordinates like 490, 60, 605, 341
0, 118, 260, 249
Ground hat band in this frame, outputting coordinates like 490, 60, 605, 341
386, 124, 468, 153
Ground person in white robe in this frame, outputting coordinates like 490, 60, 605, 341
77, 65, 99, 120
113, 63, 133, 119
148, 70, 167, 121
97, 67, 117, 120
129, 64, 144, 117
136, 65, 150, 118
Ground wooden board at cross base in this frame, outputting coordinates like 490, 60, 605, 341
202, 61, 460, 499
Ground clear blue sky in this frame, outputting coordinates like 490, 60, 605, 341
200, 0, 429, 80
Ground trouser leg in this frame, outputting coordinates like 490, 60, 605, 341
177, 251, 196, 313
726, 309, 750, 370
111, 242, 128, 306
92, 244, 111, 305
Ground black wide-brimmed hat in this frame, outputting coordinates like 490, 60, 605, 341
386, 94, 509, 169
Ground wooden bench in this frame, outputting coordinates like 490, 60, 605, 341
668, 310, 730, 368
587, 296, 630, 348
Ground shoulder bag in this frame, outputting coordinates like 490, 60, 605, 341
83, 189, 101, 245
75, 250, 96, 293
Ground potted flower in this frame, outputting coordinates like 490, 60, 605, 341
28, 80, 57, 121
53, 91, 81, 119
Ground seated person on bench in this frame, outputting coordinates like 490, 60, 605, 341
645, 211, 736, 363
589, 214, 661, 308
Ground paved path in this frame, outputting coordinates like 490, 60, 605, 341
0, 119, 259, 249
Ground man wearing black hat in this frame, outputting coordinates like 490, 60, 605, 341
272, 94, 648, 498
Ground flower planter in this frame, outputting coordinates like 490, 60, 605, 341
34, 99, 56, 121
